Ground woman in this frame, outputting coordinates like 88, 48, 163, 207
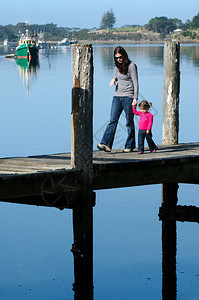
97, 46, 139, 153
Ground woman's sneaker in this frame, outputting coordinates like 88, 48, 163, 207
123, 148, 133, 153
138, 151, 143, 154
97, 143, 111, 152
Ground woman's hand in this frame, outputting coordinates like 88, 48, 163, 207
132, 98, 137, 107
110, 78, 116, 87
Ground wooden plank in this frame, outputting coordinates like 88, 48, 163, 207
0, 143, 198, 175
0, 153, 71, 174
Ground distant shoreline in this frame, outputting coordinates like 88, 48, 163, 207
78, 39, 199, 45
1, 39, 199, 48
78, 40, 164, 45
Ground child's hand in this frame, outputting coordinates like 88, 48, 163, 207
146, 130, 149, 134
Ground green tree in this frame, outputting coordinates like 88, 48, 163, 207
179, 19, 192, 30
192, 12, 199, 28
100, 9, 116, 29
145, 17, 178, 34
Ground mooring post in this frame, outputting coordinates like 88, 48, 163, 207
71, 43, 93, 178
162, 40, 180, 145
71, 44, 94, 299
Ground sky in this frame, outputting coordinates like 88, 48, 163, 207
1, 0, 198, 28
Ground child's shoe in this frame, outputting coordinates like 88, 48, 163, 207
138, 151, 143, 154
151, 147, 158, 153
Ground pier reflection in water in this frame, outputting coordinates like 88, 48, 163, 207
71, 185, 199, 300
3, 184, 198, 300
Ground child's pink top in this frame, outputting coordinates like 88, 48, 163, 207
133, 107, 153, 131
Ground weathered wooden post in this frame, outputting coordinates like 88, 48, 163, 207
71, 44, 93, 178
71, 44, 94, 299
162, 40, 180, 145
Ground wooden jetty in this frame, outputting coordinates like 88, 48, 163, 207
0, 143, 199, 203
1, 41, 192, 203
1, 42, 198, 300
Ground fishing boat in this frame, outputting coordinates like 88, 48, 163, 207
16, 25, 39, 60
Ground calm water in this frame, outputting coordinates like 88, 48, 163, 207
0, 43, 199, 299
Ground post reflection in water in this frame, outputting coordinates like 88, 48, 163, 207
16, 57, 40, 94
159, 183, 199, 300
160, 183, 178, 300
71, 190, 94, 300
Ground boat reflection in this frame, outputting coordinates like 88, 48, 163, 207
16, 57, 40, 94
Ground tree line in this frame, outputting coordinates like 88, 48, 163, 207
145, 14, 199, 34
0, 22, 81, 42
0, 11, 199, 42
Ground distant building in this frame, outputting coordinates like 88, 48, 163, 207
174, 29, 182, 33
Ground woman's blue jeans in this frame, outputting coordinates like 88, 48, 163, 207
101, 96, 135, 150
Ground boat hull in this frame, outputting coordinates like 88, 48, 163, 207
16, 44, 39, 59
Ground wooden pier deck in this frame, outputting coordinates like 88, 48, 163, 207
0, 142, 198, 203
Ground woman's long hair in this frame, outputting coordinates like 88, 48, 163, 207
114, 46, 131, 75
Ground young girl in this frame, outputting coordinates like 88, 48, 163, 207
132, 100, 158, 154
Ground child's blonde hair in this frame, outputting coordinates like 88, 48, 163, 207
138, 100, 152, 110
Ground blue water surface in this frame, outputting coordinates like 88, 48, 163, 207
0, 43, 199, 299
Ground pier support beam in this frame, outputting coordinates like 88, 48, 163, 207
71, 44, 94, 299
162, 41, 180, 145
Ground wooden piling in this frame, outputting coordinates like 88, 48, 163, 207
162, 41, 180, 298
162, 41, 180, 145
71, 44, 94, 181
71, 44, 94, 299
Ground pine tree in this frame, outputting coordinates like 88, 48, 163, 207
100, 9, 116, 29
